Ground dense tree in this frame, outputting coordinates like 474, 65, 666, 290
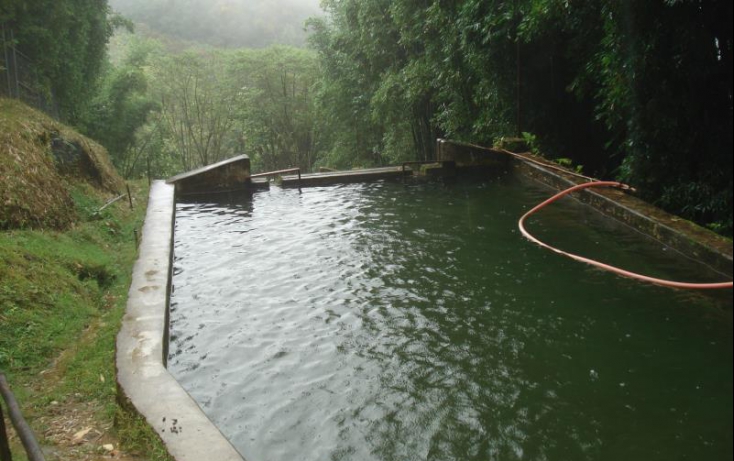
307, 0, 437, 168
517, 0, 733, 233
108, 40, 322, 176
584, 1, 733, 234
3, 0, 730, 233
83, 39, 158, 177
152, 50, 239, 171
228, 46, 321, 172
1, 0, 128, 123
308, 0, 733, 234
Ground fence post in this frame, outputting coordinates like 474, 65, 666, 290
126, 184, 134, 210
1, 23, 10, 98
0, 401, 12, 461
0, 374, 45, 461
9, 29, 19, 99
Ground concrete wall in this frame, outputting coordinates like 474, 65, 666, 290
437, 138, 510, 168
167, 155, 252, 196
116, 181, 246, 461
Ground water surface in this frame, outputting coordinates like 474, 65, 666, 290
170, 176, 732, 461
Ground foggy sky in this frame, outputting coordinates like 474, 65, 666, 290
108, 0, 323, 17
108, 0, 324, 48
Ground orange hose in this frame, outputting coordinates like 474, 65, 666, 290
519, 181, 734, 290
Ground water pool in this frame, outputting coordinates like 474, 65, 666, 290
169, 175, 732, 461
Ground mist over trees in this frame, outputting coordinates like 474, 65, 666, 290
108, 0, 322, 48
2, 0, 731, 234
91, 36, 320, 178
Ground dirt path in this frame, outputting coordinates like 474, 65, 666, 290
16, 401, 142, 461
3, 320, 151, 461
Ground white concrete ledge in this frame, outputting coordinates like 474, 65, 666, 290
116, 180, 245, 461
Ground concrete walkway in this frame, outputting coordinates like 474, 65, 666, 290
116, 181, 246, 461
281, 166, 408, 187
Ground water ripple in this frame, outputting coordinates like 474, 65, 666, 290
170, 178, 732, 461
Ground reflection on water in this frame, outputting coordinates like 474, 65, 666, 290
170, 177, 732, 461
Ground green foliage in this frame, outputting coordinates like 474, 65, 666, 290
108, 39, 322, 176
8, 0, 728, 233
83, 40, 159, 178
73, 8, 324, 179
307, 0, 732, 235
0, 180, 170, 459
307, 0, 440, 168
521, 132, 540, 155
1, 0, 125, 124
597, 1, 732, 235
0, 182, 141, 373
148, 50, 235, 171
553, 157, 584, 175
114, 406, 174, 460
228, 46, 321, 172
1, 98, 126, 231
554, 157, 572, 167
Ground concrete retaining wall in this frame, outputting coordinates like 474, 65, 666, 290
167, 155, 252, 196
116, 180, 246, 461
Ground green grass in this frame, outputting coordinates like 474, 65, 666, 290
1, 183, 128, 372
1, 180, 172, 460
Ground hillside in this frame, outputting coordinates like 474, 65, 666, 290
1, 99, 170, 460
0, 98, 124, 230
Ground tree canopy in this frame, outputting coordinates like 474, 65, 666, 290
307, 0, 733, 234
96, 36, 321, 178
2, 0, 731, 234
1, 0, 130, 123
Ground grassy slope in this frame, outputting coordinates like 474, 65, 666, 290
1, 99, 171, 460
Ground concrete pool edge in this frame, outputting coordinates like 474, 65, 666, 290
115, 180, 246, 461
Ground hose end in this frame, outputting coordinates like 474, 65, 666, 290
617, 183, 637, 194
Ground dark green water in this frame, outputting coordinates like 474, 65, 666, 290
169, 175, 732, 461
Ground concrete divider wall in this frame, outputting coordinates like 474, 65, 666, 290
438, 139, 732, 277
116, 180, 246, 461
167, 155, 252, 195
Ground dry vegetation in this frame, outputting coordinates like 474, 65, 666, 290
0, 98, 123, 230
